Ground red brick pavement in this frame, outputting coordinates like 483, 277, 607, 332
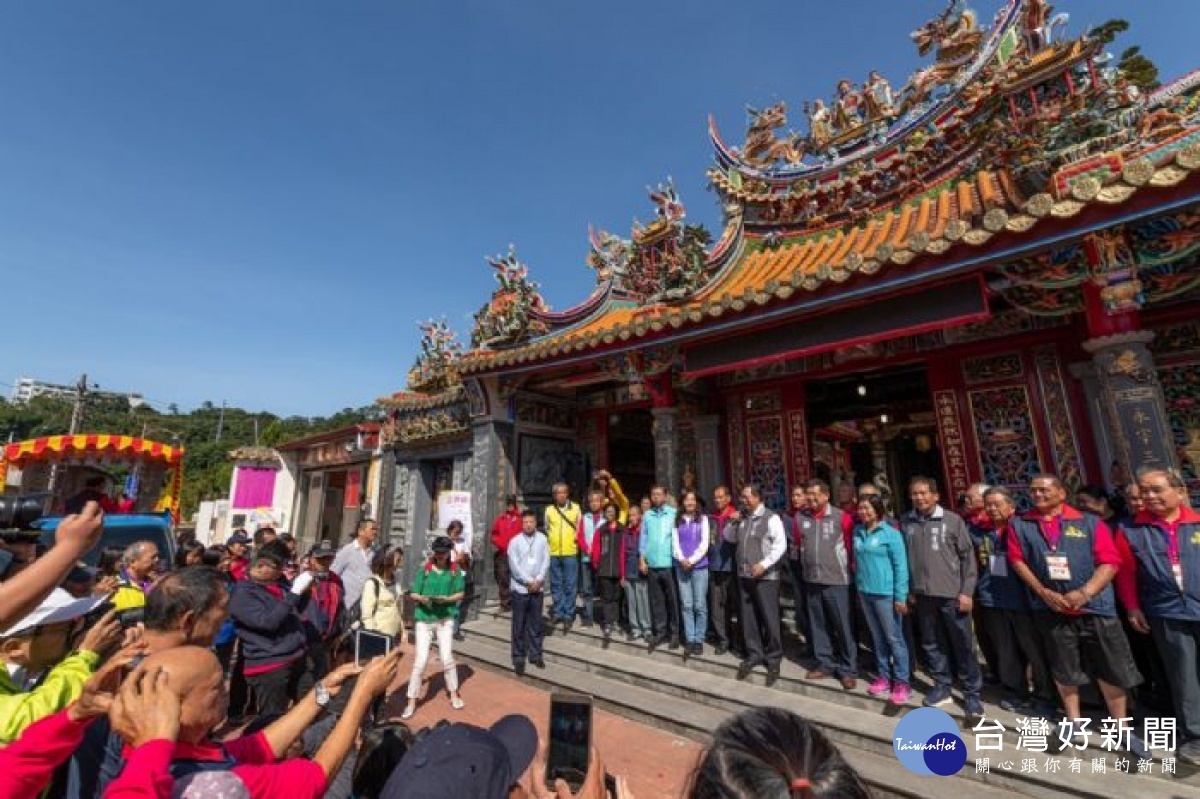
385, 660, 704, 797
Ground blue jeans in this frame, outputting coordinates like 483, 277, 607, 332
860, 593, 910, 682
675, 565, 710, 644
549, 556, 578, 621
579, 559, 595, 622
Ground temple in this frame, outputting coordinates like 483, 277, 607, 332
373, 0, 1200, 593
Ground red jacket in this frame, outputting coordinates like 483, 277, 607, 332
490, 511, 522, 554
106, 731, 327, 799
0, 707, 92, 798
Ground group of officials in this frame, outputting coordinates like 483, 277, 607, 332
490, 466, 1200, 764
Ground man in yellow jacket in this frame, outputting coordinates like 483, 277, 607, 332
0, 588, 123, 744
543, 482, 582, 634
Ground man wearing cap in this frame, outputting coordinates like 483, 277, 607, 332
380, 714, 539, 799
229, 549, 313, 716
491, 495, 523, 612
227, 531, 252, 581
299, 544, 345, 692
0, 589, 123, 743
508, 510, 549, 676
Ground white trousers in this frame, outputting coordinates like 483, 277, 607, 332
406, 618, 459, 699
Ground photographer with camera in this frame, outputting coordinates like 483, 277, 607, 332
0, 501, 106, 632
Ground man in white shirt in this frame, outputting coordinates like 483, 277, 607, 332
331, 519, 379, 609
731, 484, 787, 684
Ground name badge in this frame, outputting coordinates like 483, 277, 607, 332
989, 554, 1008, 577
1046, 554, 1072, 582
1173, 561, 1185, 591
528, 550, 537, 564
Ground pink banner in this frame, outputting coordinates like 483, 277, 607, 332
233, 466, 276, 509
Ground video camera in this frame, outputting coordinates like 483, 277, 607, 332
0, 493, 49, 534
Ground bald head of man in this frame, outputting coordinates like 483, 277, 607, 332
125, 645, 227, 744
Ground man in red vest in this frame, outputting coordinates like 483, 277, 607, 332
491, 495, 523, 612
1116, 467, 1200, 764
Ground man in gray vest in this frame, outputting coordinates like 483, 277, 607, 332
798, 478, 858, 690
732, 484, 787, 685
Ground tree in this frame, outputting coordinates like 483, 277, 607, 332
1092, 19, 1128, 47
1118, 46, 1161, 91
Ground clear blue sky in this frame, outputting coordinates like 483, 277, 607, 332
3, 1, 1195, 417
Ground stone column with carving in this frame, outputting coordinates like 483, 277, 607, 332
1083, 331, 1179, 478
691, 414, 724, 497
651, 407, 680, 491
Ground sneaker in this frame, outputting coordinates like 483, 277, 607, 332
1178, 739, 1200, 766
1127, 731, 1153, 761
514, 662, 526, 676
964, 694, 985, 719
923, 686, 953, 707
998, 695, 1025, 713
867, 677, 891, 698
889, 682, 913, 705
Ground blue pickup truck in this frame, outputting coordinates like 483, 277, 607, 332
35, 512, 178, 568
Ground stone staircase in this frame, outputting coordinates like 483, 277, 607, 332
456, 609, 1200, 799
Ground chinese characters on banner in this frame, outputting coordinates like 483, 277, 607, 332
436, 490, 474, 547
971, 716, 1178, 775
933, 390, 971, 499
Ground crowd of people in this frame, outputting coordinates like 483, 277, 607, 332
493, 467, 1200, 765
0, 495, 890, 799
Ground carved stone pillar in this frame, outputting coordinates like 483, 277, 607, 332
1082, 331, 1179, 477
691, 414, 724, 497
1069, 361, 1119, 482
651, 407, 680, 491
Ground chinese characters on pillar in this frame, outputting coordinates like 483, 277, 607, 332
933, 389, 971, 499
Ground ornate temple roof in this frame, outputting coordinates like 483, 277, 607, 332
385, 0, 1200, 395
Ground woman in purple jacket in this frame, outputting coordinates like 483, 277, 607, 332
673, 489, 711, 658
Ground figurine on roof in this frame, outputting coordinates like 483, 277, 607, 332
648, 178, 686, 223
1021, 0, 1069, 54
471, 246, 549, 349
834, 80, 864, 131
587, 226, 632, 284
864, 71, 896, 118
805, 99, 835, 149
409, 319, 463, 392
740, 102, 807, 168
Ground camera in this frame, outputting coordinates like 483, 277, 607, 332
0, 493, 49, 532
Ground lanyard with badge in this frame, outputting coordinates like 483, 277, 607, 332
1043, 518, 1072, 582
988, 529, 1008, 578
1165, 522, 1184, 591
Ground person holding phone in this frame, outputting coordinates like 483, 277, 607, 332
402, 536, 466, 720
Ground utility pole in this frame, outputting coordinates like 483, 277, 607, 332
47, 373, 88, 498
215, 400, 227, 443
253, 416, 259, 446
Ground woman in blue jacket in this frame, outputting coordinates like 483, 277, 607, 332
853, 494, 911, 705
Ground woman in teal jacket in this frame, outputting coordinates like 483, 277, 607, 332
852, 495, 911, 705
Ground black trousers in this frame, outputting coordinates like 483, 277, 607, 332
248, 657, 303, 717
598, 576, 622, 629
739, 577, 782, 670
709, 569, 740, 649
494, 551, 512, 610
647, 567, 680, 639
298, 640, 334, 698
978, 606, 1054, 702
511, 591, 545, 666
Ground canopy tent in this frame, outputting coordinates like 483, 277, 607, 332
0, 435, 185, 521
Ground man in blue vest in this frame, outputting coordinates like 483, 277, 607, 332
708, 486, 741, 657
1007, 473, 1145, 753
1116, 467, 1200, 764
639, 485, 680, 652
784, 485, 812, 660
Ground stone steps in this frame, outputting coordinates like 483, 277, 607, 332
457, 613, 1200, 799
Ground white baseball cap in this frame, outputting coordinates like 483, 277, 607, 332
0, 589, 106, 638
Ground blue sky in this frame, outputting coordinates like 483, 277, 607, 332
3, 1, 1195, 416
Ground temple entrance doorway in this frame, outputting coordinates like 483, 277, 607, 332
805, 366, 943, 519
607, 408, 656, 506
